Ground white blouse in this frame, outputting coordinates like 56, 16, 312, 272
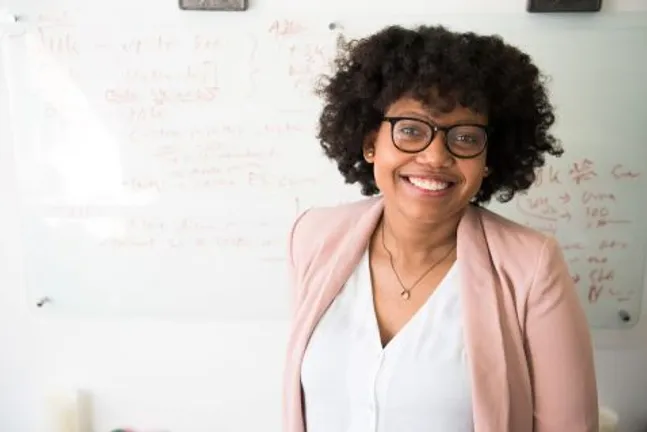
301, 249, 473, 432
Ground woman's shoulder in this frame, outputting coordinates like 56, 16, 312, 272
470, 205, 569, 290
293, 197, 380, 233
474, 205, 557, 252
286, 196, 381, 269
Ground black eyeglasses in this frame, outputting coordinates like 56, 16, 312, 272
382, 116, 489, 159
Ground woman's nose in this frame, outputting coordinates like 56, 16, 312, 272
415, 133, 454, 168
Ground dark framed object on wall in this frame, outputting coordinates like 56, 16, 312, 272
179, 0, 248, 11
527, 0, 602, 12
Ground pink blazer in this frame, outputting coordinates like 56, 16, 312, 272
282, 196, 598, 432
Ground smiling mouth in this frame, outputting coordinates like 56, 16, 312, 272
402, 175, 456, 192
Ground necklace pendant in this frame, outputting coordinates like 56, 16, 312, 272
400, 290, 411, 300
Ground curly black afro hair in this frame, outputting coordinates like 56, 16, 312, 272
315, 25, 563, 204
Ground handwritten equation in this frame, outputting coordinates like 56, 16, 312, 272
98, 216, 289, 262
14, 19, 340, 201
512, 158, 643, 312
31, 18, 336, 111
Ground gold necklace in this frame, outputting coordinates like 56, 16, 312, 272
380, 222, 456, 301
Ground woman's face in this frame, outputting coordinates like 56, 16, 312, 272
364, 96, 489, 225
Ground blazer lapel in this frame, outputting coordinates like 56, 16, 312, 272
458, 205, 510, 431
284, 198, 384, 432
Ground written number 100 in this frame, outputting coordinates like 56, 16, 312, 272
586, 206, 609, 219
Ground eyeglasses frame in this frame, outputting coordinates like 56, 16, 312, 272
382, 116, 490, 159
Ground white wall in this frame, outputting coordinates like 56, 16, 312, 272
1, 0, 646, 431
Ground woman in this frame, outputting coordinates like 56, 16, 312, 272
282, 25, 598, 432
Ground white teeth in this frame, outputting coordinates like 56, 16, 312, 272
408, 176, 451, 191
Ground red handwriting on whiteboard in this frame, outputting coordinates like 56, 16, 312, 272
569, 159, 597, 184
562, 242, 585, 251
590, 268, 614, 283
516, 199, 557, 222
585, 206, 609, 219
534, 166, 562, 187
268, 20, 307, 36
587, 218, 631, 229
611, 164, 640, 179
528, 197, 548, 209
599, 240, 628, 250
587, 267, 615, 303
38, 28, 79, 55
585, 204, 631, 229
588, 284, 603, 303
581, 191, 615, 204
587, 256, 608, 264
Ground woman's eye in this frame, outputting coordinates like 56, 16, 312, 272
399, 126, 423, 137
455, 134, 476, 142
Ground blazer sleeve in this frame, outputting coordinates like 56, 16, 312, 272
524, 237, 599, 432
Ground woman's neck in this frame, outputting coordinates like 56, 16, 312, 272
378, 206, 463, 268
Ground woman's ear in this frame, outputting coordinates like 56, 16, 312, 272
364, 147, 375, 163
363, 131, 377, 163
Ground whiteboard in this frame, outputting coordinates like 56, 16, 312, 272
1, 11, 646, 329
